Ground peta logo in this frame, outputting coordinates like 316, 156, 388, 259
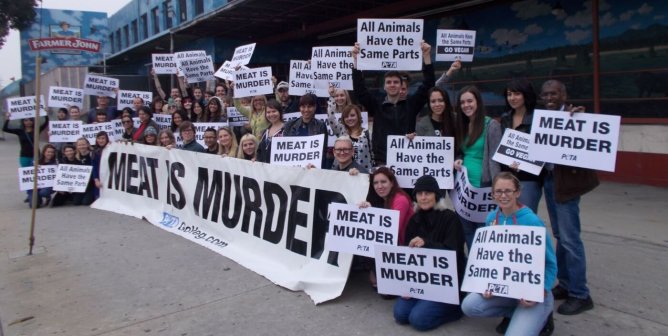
487, 283, 509, 295
382, 62, 397, 68
159, 212, 180, 228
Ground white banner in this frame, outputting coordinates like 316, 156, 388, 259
492, 129, 544, 176
233, 67, 273, 98
230, 43, 256, 68
152, 54, 178, 74
462, 225, 546, 302
179, 55, 215, 83
288, 60, 321, 97
154, 114, 172, 130
53, 164, 92, 193
117, 90, 152, 110
93, 142, 369, 304
435, 29, 476, 62
227, 107, 249, 127
271, 134, 325, 168
48, 86, 84, 109
18, 165, 57, 191
82, 122, 115, 143
375, 245, 460, 304
449, 167, 497, 223
311, 47, 354, 92
49, 120, 83, 142
214, 60, 235, 81
83, 74, 119, 98
325, 203, 398, 258
386, 136, 455, 189
357, 18, 424, 71
192, 122, 228, 147
529, 109, 620, 172
6, 96, 47, 120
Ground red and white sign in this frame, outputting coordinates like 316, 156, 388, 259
28, 37, 101, 53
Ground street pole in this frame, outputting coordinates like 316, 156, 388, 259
28, 56, 42, 255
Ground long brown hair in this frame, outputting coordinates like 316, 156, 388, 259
455, 85, 486, 148
367, 167, 410, 209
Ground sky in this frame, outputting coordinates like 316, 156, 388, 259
0, 0, 131, 89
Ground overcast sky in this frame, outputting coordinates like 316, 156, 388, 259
0, 0, 131, 89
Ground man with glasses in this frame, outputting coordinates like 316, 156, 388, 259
121, 116, 136, 141
331, 136, 367, 174
202, 128, 219, 154
178, 121, 204, 152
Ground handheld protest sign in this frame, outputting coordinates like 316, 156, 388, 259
311, 47, 354, 94
386, 135, 455, 189
152, 54, 177, 74
153, 114, 172, 130
435, 29, 476, 62
230, 43, 256, 68
227, 107, 249, 127
449, 166, 497, 223
357, 18, 424, 71
117, 90, 152, 110
325, 203, 399, 258
18, 166, 57, 191
214, 60, 235, 81
82, 122, 115, 143
49, 120, 82, 142
233, 67, 273, 98
53, 164, 92, 193
492, 129, 544, 176
529, 109, 620, 172
192, 122, 228, 147
6, 96, 48, 120
462, 225, 546, 302
289, 60, 320, 97
271, 134, 325, 168
174, 50, 206, 61
375, 245, 460, 304
48, 86, 84, 109
83, 74, 119, 98
179, 55, 215, 83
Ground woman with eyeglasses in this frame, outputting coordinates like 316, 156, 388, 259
256, 99, 284, 163
461, 172, 556, 336
120, 116, 136, 141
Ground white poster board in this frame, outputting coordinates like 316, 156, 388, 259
325, 203, 399, 258
82, 122, 115, 143
83, 74, 119, 98
18, 166, 57, 191
48, 86, 84, 109
386, 135, 455, 189
117, 90, 152, 110
270, 134, 325, 168
233, 67, 273, 98
153, 114, 172, 130
492, 129, 544, 176
449, 166, 497, 223
192, 122, 228, 147
6, 96, 47, 120
152, 53, 178, 74
436, 29, 476, 62
214, 60, 235, 81
227, 107, 249, 127
49, 120, 83, 142
311, 47, 354, 93
230, 43, 256, 68
357, 18, 424, 71
289, 60, 320, 96
179, 55, 215, 83
53, 164, 93, 193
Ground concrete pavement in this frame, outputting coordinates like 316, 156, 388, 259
1, 135, 667, 336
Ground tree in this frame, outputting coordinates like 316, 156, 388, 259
0, 0, 38, 48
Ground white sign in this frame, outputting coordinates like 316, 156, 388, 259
271, 134, 325, 168
230, 43, 256, 68
375, 245, 460, 304
117, 90, 152, 110
462, 225, 546, 302
49, 120, 83, 142
436, 29, 477, 62
449, 167, 497, 223
18, 165, 57, 191
529, 109, 620, 172
283, 113, 368, 148
48, 86, 84, 109
289, 60, 321, 97
311, 47, 354, 93
492, 129, 544, 176
6, 96, 48, 120
82, 122, 115, 143
53, 164, 93, 193
214, 60, 235, 81
154, 114, 172, 130
93, 142, 369, 304
192, 122, 228, 147
179, 55, 215, 83
325, 203, 399, 258
357, 18, 424, 71
386, 136, 455, 189
83, 74, 119, 98
233, 67, 273, 98
152, 53, 178, 74
227, 107, 249, 127
174, 50, 206, 61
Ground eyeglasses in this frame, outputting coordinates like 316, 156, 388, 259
493, 189, 517, 196
334, 148, 353, 154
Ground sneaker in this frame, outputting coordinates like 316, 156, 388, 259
539, 313, 554, 336
557, 296, 594, 315
495, 317, 510, 334
552, 286, 569, 300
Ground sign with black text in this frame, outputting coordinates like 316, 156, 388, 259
154, 114, 172, 130
18, 166, 57, 191
83, 74, 118, 98
226, 107, 249, 127
214, 60, 235, 81
179, 55, 215, 83
357, 18, 424, 70
48, 86, 84, 109
449, 167, 497, 223
6, 96, 48, 120
311, 47, 354, 93
271, 134, 325, 168
82, 122, 115, 143
492, 129, 544, 176
117, 90, 152, 110
152, 53, 177, 74
436, 29, 476, 62
230, 43, 256, 68
233, 67, 273, 98
289, 60, 320, 96
386, 135, 454, 189
53, 164, 92, 193
325, 203, 399, 258
49, 120, 82, 142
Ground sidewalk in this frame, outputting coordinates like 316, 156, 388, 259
1, 136, 667, 336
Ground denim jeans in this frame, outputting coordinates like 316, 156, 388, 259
462, 292, 554, 336
458, 215, 484, 252
27, 187, 53, 208
394, 297, 462, 331
543, 173, 589, 299
519, 180, 542, 214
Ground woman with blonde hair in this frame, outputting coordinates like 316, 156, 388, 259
217, 126, 238, 157
237, 133, 258, 161
234, 94, 269, 139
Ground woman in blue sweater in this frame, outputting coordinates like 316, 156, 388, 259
461, 172, 556, 336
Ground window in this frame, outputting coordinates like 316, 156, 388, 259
179, 0, 188, 23
152, 7, 160, 34
140, 14, 148, 39
109, 34, 115, 53
131, 20, 138, 44
164, 1, 173, 29
194, 0, 204, 16
115, 30, 121, 51
123, 25, 130, 48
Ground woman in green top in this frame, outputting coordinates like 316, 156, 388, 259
453, 85, 502, 250
234, 94, 269, 139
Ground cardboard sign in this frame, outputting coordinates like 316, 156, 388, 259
227, 107, 249, 127
386, 136, 455, 189
449, 166, 497, 223
357, 18, 424, 71
436, 29, 476, 62
82, 122, 115, 143
152, 53, 178, 74
375, 245, 460, 304
53, 164, 93, 193
48, 86, 84, 109
325, 203, 399, 258
311, 47, 354, 92
18, 165, 57, 191
492, 129, 544, 176
117, 90, 152, 110
462, 225, 546, 302
271, 134, 325, 168
529, 109, 620, 172
6, 96, 48, 120
289, 60, 321, 97
230, 43, 256, 68
233, 67, 273, 98
83, 74, 119, 98
49, 120, 83, 142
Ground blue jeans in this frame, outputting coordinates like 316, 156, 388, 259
519, 181, 542, 214
459, 216, 484, 252
394, 297, 462, 331
462, 292, 554, 336
543, 173, 589, 299
27, 187, 53, 208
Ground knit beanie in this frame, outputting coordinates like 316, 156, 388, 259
413, 175, 442, 200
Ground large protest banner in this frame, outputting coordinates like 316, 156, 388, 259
529, 109, 620, 172
53, 164, 92, 193
271, 134, 325, 168
386, 136, 455, 189
6, 96, 48, 120
117, 90, 152, 110
435, 29, 476, 62
49, 120, 82, 142
449, 167, 497, 223
325, 203, 398, 258
288, 60, 320, 97
18, 166, 57, 191
357, 18, 424, 71
152, 54, 177, 74
93, 142, 369, 304
492, 129, 544, 176
375, 245, 460, 304
48, 86, 84, 109
311, 47, 354, 93
462, 225, 546, 302
233, 67, 273, 98
83, 74, 119, 98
